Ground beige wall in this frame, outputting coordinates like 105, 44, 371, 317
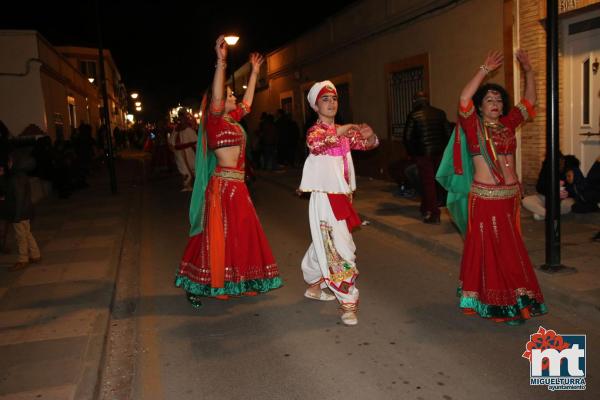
0, 31, 47, 136
0, 31, 104, 140
244, 0, 505, 178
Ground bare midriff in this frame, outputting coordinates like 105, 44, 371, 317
214, 145, 241, 168
472, 153, 518, 185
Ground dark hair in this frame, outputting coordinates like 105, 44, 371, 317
473, 83, 511, 117
563, 155, 581, 170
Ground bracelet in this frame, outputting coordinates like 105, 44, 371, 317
479, 64, 490, 75
215, 59, 227, 69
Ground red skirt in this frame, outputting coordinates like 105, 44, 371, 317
459, 182, 547, 320
175, 166, 282, 297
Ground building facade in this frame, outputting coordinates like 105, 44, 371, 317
0, 30, 127, 141
57, 46, 128, 134
234, 0, 600, 187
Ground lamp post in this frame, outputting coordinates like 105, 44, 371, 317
224, 35, 239, 94
541, 0, 574, 273
95, 0, 117, 194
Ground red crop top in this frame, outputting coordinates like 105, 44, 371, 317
458, 98, 535, 155
206, 101, 250, 150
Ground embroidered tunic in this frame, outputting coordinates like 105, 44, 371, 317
299, 120, 379, 194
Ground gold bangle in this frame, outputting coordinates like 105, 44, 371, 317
479, 64, 490, 75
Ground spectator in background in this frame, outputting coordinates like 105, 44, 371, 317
522, 153, 584, 220
403, 91, 451, 224
260, 113, 278, 170
0, 160, 9, 254
275, 109, 301, 167
168, 110, 197, 191
4, 147, 41, 270
572, 156, 600, 214
31, 136, 54, 182
0, 120, 10, 167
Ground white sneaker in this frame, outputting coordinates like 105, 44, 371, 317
304, 288, 336, 301
341, 311, 358, 326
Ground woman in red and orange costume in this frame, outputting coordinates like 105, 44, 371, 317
455, 50, 547, 324
175, 35, 282, 307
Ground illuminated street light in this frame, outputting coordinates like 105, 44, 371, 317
88, 78, 95, 83
242, 85, 247, 89
126, 114, 134, 122
135, 106, 142, 111
135, 101, 141, 107
130, 92, 139, 99
224, 35, 239, 45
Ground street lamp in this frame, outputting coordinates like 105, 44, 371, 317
135, 101, 141, 107
130, 92, 139, 99
224, 35, 239, 45
224, 35, 239, 94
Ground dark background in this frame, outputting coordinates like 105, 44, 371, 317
1, 0, 357, 120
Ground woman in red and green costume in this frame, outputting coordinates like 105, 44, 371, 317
438, 49, 547, 324
175, 35, 282, 307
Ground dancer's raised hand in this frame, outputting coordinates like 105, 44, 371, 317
483, 50, 503, 73
215, 35, 227, 60
250, 52, 264, 74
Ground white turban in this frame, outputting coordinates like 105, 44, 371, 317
307, 80, 337, 111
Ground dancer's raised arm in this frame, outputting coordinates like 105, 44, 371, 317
516, 49, 536, 106
459, 50, 503, 107
242, 52, 264, 108
211, 35, 227, 111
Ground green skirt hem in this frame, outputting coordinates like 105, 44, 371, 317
457, 288, 548, 319
175, 275, 283, 297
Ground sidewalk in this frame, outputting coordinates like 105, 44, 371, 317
0, 161, 140, 399
259, 168, 600, 322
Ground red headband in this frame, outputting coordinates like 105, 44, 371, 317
316, 85, 337, 103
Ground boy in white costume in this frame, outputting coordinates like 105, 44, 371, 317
299, 81, 379, 326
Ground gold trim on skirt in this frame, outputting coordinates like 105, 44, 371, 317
471, 182, 519, 200
214, 169, 245, 182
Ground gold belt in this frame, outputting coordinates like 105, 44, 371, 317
214, 169, 245, 181
471, 183, 519, 199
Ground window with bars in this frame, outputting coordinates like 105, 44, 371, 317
389, 67, 424, 140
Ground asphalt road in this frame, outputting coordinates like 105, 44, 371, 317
129, 173, 598, 400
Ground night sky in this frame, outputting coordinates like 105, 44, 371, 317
0, 0, 357, 120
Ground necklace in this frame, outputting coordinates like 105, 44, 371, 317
484, 121, 504, 129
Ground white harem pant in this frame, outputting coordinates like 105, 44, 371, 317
301, 192, 359, 305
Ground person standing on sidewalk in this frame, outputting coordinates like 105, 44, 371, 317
403, 91, 451, 224
4, 148, 41, 270
175, 35, 282, 307
298, 80, 379, 326
438, 49, 546, 325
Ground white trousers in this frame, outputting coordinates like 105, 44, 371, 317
301, 192, 359, 305
522, 194, 574, 217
